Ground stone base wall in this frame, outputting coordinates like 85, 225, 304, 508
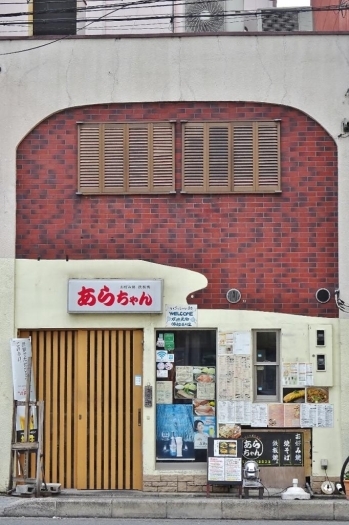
311, 476, 339, 494
143, 475, 233, 493
144, 474, 341, 494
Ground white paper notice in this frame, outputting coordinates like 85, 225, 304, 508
156, 381, 173, 404
176, 366, 193, 383
317, 404, 334, 427
197, 382, 215, 400
235, 401, 252, 425
282, 363, 298, 386
283, 362, 314, 387
251, 403, 268, 427
300, 403, 333, 427
208, 457, 225, 482
225, 457, 242, 482
218, 400, 235, 423
233, 332, 251, 355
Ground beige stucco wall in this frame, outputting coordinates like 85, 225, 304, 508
11, 259, 341, 483
1, 33, 349, 489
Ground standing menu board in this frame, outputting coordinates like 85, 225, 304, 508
207, 437, 243, 486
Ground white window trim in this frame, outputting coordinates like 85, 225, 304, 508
253, 329, 280, 403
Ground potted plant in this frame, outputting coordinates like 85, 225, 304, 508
343, 471, 349, 498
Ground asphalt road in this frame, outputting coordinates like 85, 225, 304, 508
0, 517, 348, 525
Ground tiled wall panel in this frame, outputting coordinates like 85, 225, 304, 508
16, 102, 338, 316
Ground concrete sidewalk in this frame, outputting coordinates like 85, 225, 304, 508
0, 492, 348, 520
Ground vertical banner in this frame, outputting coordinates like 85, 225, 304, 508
10, 338, 37, 441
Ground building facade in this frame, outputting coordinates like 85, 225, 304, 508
1, 32, 349, 493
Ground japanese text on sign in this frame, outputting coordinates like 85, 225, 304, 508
242, 432, 303, 467
165, 305, 198, 327
68, 279, 163, 313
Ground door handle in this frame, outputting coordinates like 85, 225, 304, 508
138, 409, 141, 426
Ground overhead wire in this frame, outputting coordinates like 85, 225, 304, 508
1, 1, 348, 22
0, 2, 348, 55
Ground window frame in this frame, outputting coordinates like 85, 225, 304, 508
182, 120, 281, 194
253, 329, 280, 403
78, 121, 175, 195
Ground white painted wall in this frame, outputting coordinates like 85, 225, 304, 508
13, 259, 342, 481
0, 33, 349, 489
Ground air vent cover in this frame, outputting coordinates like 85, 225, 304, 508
226, 288, 241, 304
261, 10, 299, 32
316, 288, 331, 304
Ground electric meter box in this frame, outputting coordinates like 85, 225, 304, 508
308, 324, 333, 386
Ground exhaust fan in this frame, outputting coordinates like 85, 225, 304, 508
226, 288, 241, 304
186, 0, 225, 32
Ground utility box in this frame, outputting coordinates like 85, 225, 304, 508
308, 324, 333, 386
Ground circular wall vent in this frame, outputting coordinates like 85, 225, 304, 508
226, 289, 242, 304
315, 288, 331, 304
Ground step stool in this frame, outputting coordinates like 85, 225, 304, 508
15, 484, 36, 495
41, 483, 61, 494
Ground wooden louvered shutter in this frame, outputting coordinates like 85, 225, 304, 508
78, 124, 101, 193
256, 121, 280, 191
183, 124, 205, 191
103, 125, 125, 192
128, 125, 149, 191
152, 124, 175, 192
207, 124, 230, 191
232, 122, 254, 191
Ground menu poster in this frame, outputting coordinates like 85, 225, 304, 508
176, 366, 193, 384
218, 400, 251, 425
225, 457, 243, 482
208, 456, 242, 482
218, 331, 234, 354
268, 403, 285, 428
282, 363, 298, 386
316, 404, 334, 428
284, 404, 301, 427
251, 403, 268, 427
208, 457, 225, 481
207, 438, 243, 485
213, 439, 238, 457
156, 381, 173, 404
299, 363, 314, 386
218, 400, 235, 423
197, 382, 215, 400
218, 355, 251, 401
235, 401, 252, 425
282, 362, 314, 387
300, 403, 334, 428
217, 355, 234, 399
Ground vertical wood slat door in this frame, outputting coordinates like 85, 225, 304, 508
19, 329, 143, 490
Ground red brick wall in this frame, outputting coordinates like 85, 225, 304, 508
16, 102, 338, 316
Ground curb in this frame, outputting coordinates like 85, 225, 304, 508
1, 496, 349, 520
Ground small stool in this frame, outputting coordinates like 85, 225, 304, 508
242, 479, 264, 499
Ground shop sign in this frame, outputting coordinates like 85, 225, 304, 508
165, 305, 198, 327
68, 279, 163, 313
241, 432, 303, 467
10, 338, 35, 401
